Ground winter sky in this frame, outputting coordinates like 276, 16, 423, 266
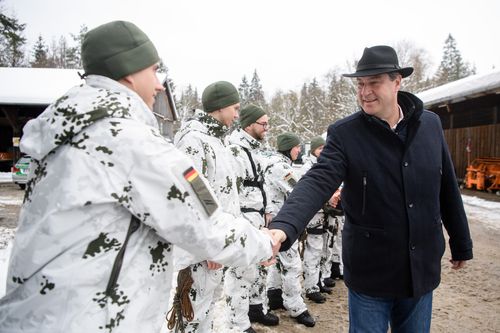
2, 0, 500, 96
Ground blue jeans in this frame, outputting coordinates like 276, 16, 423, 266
348, 289, 432, 333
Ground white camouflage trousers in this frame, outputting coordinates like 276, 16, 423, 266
182, 262, 223, 333
225, 211, 268, 330
225, 263, 267, 330
303, 212, 325, 293
320, 216, 336, 283
332, 216, 344, 274
267, 240, 307, 317
303, 233, 324, 293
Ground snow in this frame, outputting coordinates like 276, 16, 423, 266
0, 67, 83, 105
417, 69, 500, 109
0, 228, 15, 297
0, 67, 168, 106
0, 193, 498, 328
461, 195, 500, 231
0, 172, 12, 183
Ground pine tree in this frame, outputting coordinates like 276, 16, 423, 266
0, 11, 27, 66
434, 34, 475, 86
178, 84, 201, 120
238, 75, 250, 105
248, 69, 266, 107
268, 90, 304, 146
325, 69, 357, 123
30, 35, 50, 67
67, 25, 88, 69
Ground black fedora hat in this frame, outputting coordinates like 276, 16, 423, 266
343, 45, 413, 78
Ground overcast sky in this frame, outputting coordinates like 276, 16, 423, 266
3, 0, 500, 96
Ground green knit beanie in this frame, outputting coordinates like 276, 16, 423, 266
239, 104, 266, 129
202, 81, 240, 112
310, 136, 325, 155
82, 21, 160, 80
277, 132, 301, 151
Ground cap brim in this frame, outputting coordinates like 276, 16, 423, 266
343, 67, 414, 78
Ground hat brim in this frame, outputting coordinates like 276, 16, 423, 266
343, 67, 414, 78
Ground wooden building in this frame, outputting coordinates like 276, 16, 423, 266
0, 67, 175, 171
418, 70, 500, 181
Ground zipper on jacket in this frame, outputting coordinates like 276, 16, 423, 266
362, 172, 367, 215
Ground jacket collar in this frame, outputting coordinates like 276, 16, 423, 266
361, 91, 423, 130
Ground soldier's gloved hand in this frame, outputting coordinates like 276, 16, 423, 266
206, 260, 222, 270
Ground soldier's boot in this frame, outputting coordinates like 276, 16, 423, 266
267, 288, 285, 310
323, 277, 336, 288
331, 262, 343, 280
317, 281, 333, 294
248, 304, 279, 326
306, 291, 326, 303
293, 310, 316, 327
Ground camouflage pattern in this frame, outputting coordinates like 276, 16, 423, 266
300, 155, 327, 294
320, 215, 336, 282
173, 110, 244, 332
224, 128, 268, 330
262, 151, 308, 317
330, 216, 344, 275
0, 76, 273, 333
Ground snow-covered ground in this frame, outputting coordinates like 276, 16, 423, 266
0, 193, 498, 330
461, 195, 500, 231
0, 172, 12, 183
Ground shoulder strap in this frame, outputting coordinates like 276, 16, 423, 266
241, 147, 267, 210
105, 215, 141, 295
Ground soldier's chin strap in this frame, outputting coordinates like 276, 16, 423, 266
166, 267, 195, 332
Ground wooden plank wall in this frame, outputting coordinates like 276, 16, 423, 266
444, 124, 500, 179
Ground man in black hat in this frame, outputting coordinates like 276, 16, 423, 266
268, 45, 473, 332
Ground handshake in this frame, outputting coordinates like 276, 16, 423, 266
206, 228, 287, 270
260, 228, 287, 267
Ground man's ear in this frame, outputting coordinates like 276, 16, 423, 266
118, 74, 134, 90
394, 75, 402, 92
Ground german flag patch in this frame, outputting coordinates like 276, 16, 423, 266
183, 167, 218, 216
284, 172, 297, 187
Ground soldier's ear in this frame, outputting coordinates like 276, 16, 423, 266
118, 75, 135, 91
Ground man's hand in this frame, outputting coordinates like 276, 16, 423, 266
330, 188, 342, 208
265, 213, 273, 227
260, 228, 287, 266
450, 259, 467, 270
264, 228, 287, 255
206, 260, 222, 270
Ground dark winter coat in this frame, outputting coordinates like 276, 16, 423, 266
270, 91, 473, 298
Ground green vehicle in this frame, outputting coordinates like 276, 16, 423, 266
11, 156, 31, 190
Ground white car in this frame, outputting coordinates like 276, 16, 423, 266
11, 156, 31, 190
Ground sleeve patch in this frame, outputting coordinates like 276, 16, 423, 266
284, 172, 297, 187
183, 167, 218, 216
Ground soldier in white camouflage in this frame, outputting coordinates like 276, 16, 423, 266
300, 136, 335, 304
327, 187, 345, 281
264, 133, 316, 328
225, 104, 280, 332
174, 81, 250, 332
0, 21, 275, 333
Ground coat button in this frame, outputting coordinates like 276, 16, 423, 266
403, 161, 409, 167
408, 203, 414, 208
364, 232, 371, 238
410, 245, 416, 250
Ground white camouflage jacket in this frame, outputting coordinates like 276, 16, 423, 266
261, 151, 299, 217
0, 76, 272, 333
227, 129, 267, 227
173, 110, 242, 268
300, 155, 324, 229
